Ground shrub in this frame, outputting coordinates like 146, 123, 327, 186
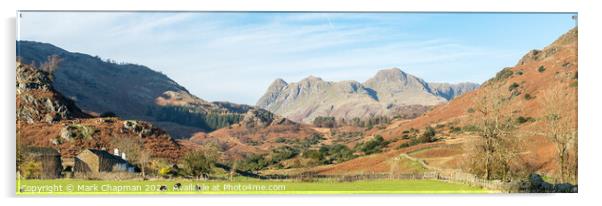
516, 116, 535, 124
417, 126, 437, 143
275, 137, 286, 143
398, 142, 411, 149
180, 150, 215, 179
467, 108, 476, 113
269, 146, 299, 163
301, 133, 324, 148
358, 135, 389, 155
538, 65, 546, 73
398, 139, 419, 149
516, 70, 524, 75
570, 81, 578, 88
450, 126, 462, 133
302, 149, 322, 161
313, 116, 336, 128
327, 144, 354, 163
20, 160, 42, 179
524, 93, 533, 100
493, 67, 514, 82
237, 154, 269, 172
508, 82, 520, 91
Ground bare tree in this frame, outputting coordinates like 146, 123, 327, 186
40, 55, 62, 78
542, 85, 578, 183
466, 90, 521, 181
139, 149, 151, 177
111, 137, 151, 177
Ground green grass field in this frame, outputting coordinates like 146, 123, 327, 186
17, 178, 490, 195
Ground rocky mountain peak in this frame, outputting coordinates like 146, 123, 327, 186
257, 67, 478, 123
364, 68, 428, 89
371, 67, 406, 81
256, 78, 290, 109
271, 78, 288, 88
301, 75, 323, 82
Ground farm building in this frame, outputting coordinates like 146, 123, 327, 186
23, 147, 63, 179
74, 149, 136, 174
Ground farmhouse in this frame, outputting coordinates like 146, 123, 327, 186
24, 147, 63, 179
74, 149, 136, 174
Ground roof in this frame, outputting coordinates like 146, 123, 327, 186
80, 149, 128, 164
24, 147, 60, 156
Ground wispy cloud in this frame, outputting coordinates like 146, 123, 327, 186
18, 12, 575, 105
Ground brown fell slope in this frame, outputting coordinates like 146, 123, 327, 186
16, 61, 186, 162
309, 28, 578, 175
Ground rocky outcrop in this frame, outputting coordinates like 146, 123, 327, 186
517, 28, 577, 66
256, 68, 479, 123
16, 61, 89, 123
16, 41, 259, 138
240, 108, 293, 128
16, 60, 185, 162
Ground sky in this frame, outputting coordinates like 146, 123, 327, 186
17, 12, 576, 105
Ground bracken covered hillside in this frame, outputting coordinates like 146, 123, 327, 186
296, 28, 578, 178
16, 61, 185, 162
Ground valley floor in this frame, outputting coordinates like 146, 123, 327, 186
17, 178, 489, 195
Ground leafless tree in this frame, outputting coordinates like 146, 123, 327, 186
111, 137, 151, 177
542, 84, 578, 183
40, 55, 62, 78
466, 90, 521, 181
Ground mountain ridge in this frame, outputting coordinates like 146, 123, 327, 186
256, 67, 479, 123
17, 41, 264, 138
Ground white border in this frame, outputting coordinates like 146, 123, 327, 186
2, 0, 601, 206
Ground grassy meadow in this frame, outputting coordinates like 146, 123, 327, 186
17, 178, 489, 195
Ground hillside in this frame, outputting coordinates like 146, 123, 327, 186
16, 61, 185, 162
188, 108, 321, 161
314, 28, 578, 177
16, 41, 252, 138
256, 68, 478, 123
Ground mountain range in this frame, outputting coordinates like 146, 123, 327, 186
256, 68, 479, 123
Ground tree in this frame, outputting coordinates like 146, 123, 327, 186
20, 160, 42, 179
313, 116, 337, 128
40, 55, 62, 79
357, 135, 389, 155
111, 137, 150, 177
269, 146, 299, 164
138, 150, 151, 177
237, 154, 269, 173
326, 144, 354, 163
180, 149, 216, 179
542, 85, 578, 183
466, 91, 521, 181
418, 126, 437, 143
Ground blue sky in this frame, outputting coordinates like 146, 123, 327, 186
17, 12, 576, 105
